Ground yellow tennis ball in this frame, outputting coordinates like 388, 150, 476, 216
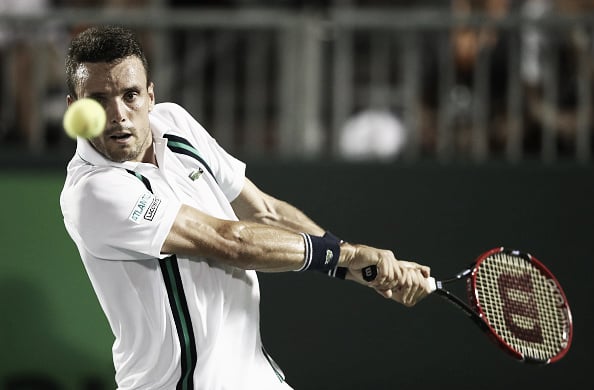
63, 98, 107, 139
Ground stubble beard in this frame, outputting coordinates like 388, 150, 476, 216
92, 126, 152, 163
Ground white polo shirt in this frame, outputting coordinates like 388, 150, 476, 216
60, 102, 292, 390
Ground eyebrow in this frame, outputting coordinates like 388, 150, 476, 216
86, 92, 106, 100
87, 86, 142, 99
124, 86, 142, 94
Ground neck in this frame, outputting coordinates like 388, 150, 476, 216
140, 142, 158, 166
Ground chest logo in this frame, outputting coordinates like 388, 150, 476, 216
189, 167, 204, 181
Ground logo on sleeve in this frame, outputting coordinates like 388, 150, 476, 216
143, 198, 161, 221
129, 192, 161, 223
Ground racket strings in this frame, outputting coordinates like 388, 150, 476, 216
473, 253, 570, 361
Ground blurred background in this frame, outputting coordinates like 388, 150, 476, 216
0, 0, 592, 389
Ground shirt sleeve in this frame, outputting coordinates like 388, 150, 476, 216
71, 169, 181, 261
202, 136, 246, 202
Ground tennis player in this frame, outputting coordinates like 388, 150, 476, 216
59, 25, 431, 390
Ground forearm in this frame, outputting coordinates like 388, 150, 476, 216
163, 204, 352, 272
214, 223, 309, 272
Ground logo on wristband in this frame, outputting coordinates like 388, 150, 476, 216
325, 249, 334, 265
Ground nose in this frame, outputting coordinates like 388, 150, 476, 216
106, 99, 128, 125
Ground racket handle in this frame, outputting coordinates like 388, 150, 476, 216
361, 265, 377, 281
361, 266, 437, 293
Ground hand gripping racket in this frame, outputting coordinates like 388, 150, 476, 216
362, 247, 573, 364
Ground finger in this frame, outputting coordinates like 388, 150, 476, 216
391, 288, 410, 306
419, 265, 431, 278
373, 253, 399, 290
404, 274, 417, 305
393, 270, 410, 305
376, 288, 393, 299
401, 269, 423, 306
372, 262, 388, 289
407, 285, 425, 306
408, 271, 431, 305
397, 260, 431, 279
385, 257, 398, 290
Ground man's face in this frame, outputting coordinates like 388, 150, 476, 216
68, 56, 155, 163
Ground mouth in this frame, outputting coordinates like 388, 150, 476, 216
108, 131, 133, 143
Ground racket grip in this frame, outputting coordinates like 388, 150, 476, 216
361, 265, 377, 281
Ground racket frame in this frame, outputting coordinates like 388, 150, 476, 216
434, 247, 573, 364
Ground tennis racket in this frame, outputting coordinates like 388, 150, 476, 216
362, 247, 573, 364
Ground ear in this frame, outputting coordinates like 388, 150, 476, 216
147, 82, 155, 112
67, 95, 74, 107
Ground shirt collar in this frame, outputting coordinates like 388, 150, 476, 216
76, 136, 147, 171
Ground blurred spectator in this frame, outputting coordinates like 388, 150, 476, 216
1, 0, 590, 160
0, 0, 62, 148
60, 0, 153, 32
338, 109, 408, 161
521, 0, 594, 155
419, 0, 511, 158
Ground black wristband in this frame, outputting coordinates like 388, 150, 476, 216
297, 233, 341, 272
323, 231, 347, 280
323, 231, 341, 243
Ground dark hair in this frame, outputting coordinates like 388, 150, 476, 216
65, 25, 150, 98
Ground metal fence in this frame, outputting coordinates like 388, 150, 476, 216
0, 6, 592, 163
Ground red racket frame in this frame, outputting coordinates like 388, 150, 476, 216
466, 247, 573, 364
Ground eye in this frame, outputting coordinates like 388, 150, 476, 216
124, 91, 138, 102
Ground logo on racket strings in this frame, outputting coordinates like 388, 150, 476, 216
498, 273, 543, 343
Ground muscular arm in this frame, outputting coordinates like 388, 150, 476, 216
161, 203, 338, 272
